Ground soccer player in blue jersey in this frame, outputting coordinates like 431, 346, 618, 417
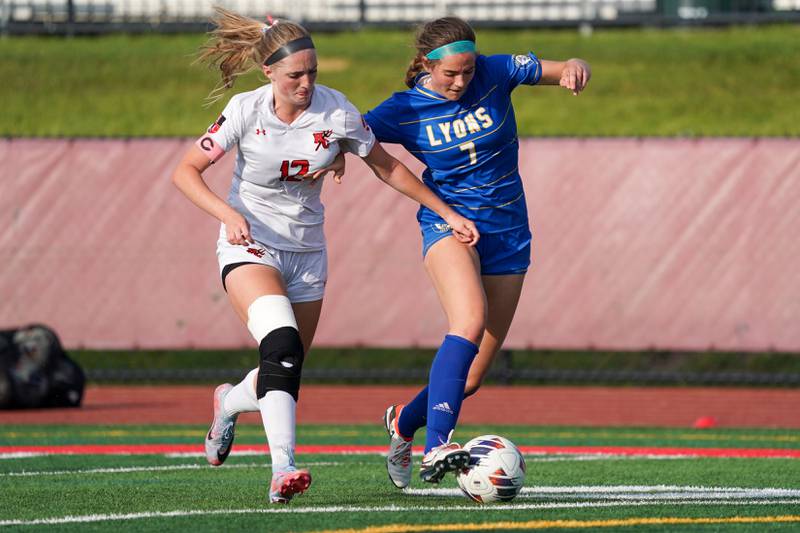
364, 17, 591, 487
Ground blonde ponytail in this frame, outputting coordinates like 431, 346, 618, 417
197, 6, 309, 104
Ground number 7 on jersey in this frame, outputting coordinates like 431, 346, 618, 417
459, 141, 477, 165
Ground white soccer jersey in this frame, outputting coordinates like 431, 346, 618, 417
198, 84, 376, 251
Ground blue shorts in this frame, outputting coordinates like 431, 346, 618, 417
421, 221, 531, 276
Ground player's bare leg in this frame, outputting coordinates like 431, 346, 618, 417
416, 237, 484, 482
464, 274, 526, 396
215, 275, 323, 455
223, 264, 318, 502
204, 264, 286, 467
423, 237, 486, 345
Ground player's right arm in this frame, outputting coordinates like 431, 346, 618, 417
172, 96, 253, 246
171, 143, 252, 246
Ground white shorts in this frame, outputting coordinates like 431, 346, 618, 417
216, 227, 327, 303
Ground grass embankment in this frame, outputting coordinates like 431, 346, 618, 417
70, 348, 800, 385
3, 25, 800, 137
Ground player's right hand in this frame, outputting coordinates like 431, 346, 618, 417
445, 214, 480, 247
311, 151, 346, 185
223, 211, 252, 245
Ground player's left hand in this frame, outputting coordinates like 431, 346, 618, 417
445, 214, 480, 246
560, 59, 591, 95
311, 151, 346, 185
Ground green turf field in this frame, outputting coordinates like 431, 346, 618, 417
3, 25, 799, 137
2, 425, 799, 531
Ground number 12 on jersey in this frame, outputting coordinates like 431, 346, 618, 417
280, 159, 310, 181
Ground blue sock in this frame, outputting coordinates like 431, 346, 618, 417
397, 386, 428, 439
425, 334, 478, 453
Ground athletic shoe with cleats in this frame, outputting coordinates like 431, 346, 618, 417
383, 404, 413, 489
419, 441, 469, 484
204, 383, 238, 466
269, 468, 312, 504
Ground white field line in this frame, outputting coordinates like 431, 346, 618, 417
185, 451, 430, 458
405, 486, 800, 498
523, 454, 687, 462
0, 451, 695, 461
3, 499, 800, 527
0, 461, 347, 478
0, 453, 48, 460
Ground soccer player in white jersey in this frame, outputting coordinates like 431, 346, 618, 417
171, 8, 479, 504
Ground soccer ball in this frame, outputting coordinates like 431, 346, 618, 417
456, 435, 526, 503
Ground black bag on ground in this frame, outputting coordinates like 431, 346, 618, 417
0, 324, 85, 409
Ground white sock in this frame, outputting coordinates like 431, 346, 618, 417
222, 368, 259, 417
258, 390, 297, 472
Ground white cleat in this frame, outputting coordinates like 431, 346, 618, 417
204, 383, 238, 466
419, 438, 469, 484
269, 468, 312, 504
384, 404, 413, 489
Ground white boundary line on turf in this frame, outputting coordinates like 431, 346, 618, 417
0, 451, 697, 461
0, 461, 346, 478
0, 453, 47, 460
2, 499, 800, 527
523, 454, 689, 462
405, 486, 800, 498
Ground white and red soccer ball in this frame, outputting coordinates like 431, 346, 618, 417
456, 435, 526, 503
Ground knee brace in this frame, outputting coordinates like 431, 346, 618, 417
247, 295, 304, 401
256, 326, 305, 401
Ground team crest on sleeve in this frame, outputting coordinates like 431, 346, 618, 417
208, 114, 226, 134
513, 55, 533, 67
313, 130, 333, 151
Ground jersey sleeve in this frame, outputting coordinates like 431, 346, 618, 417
195, 96, 243, 162
363, 98, 403, 145
486, 53, 542, 92
339, 100, 376, 157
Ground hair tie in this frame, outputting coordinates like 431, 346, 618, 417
261, 16, 279, 35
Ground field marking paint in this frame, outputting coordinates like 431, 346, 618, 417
518, 430, 800, 445
5, 429, 799, 446
313, 515, 800, 533
0, 463, 261, 477
0, 451, 684, 462
3, 444, 799, 458
405, 486, 800, 499
0, 453, 47, 460
165, 450, 265, 458
2, 502, 800, 527
0, 461, 346, 478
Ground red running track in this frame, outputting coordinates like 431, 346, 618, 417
1, 385, 799, 428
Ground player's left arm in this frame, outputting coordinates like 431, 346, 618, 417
539, 59, 591, 95
311, 151, 346, 184
360, 143, 479, 246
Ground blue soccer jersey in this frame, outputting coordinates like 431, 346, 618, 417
364, 52, 542, 235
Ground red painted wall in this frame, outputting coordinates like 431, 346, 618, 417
1, 138, 798, 350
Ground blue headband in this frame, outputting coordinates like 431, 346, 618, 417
425, 40, 476, 60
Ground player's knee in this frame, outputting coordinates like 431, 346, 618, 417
246, 295, 305, 401
256, 326, 305, 401
447, 296, 486, 344
451, 317, 485, 346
